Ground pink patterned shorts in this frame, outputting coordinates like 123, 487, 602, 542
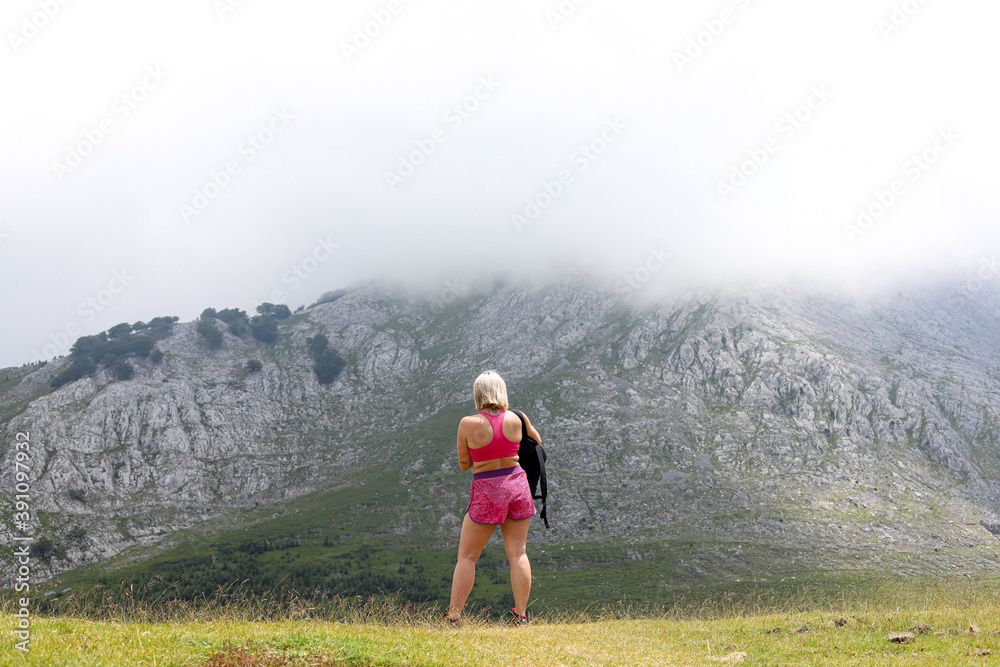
467, 466, 536, 525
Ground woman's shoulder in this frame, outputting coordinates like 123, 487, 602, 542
503, 409, 526, 430
460, 412, 486, 427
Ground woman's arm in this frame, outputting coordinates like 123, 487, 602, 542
456, 419, 473, 471
521, 412, 541, 444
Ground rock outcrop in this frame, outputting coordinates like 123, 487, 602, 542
2, 278, 999, 584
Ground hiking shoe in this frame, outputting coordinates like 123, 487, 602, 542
508, 608, 528, 626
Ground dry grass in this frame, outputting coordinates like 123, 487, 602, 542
12, 572, 1000, 625
3, 576, 1000, 665
2, 607, 1000, 666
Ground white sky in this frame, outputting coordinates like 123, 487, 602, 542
1, 0, 998, 367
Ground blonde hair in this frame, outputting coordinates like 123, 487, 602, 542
473, 370, 509, 412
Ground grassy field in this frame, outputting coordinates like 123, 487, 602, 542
4, 577, 1000, 665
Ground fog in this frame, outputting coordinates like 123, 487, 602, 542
2, 0, 998, 367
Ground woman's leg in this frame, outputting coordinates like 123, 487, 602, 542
448, 513, 496, 619
499, 516, 531, 616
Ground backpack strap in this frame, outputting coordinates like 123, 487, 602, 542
511, 409, 527, 443
512, 409, 549, 529
535, 443, 548, 529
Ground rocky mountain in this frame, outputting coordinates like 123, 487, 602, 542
3, 278, 1000, 591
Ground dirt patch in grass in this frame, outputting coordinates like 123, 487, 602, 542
203, 644, 368, 667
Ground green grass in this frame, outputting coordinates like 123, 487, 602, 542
0, 370, 26, 397
4, 576, 1000, 665
0, 380, 53, 425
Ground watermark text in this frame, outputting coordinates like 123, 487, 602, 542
8, 0, 72, 54
179, 107, 294, 223
717, 84, 833, 203
844, 126, 958, 244
512, 116, 628, 233
385, 75, 500, 192
672, 0, 754, 73
52, 65, 168, 182
11, 431, 33, 652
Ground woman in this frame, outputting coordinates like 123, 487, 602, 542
446, 370, 542, 627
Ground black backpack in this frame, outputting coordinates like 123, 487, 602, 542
511, 409, 548, 528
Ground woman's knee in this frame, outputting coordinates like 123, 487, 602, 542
503, 541, 527, 560
457, 549, 482, 564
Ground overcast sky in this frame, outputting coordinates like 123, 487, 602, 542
2, 0, 998, 367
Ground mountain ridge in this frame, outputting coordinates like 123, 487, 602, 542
3, 278, 1000, 595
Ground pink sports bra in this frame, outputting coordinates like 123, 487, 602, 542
468, 410, 521, 462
